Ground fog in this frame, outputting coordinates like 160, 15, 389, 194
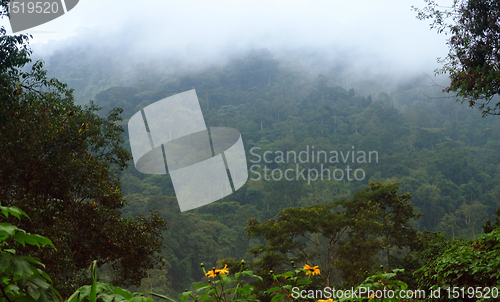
1, 0, 455, 100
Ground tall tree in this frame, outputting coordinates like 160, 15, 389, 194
247, 182, 421, 288
0, 9, 166, 296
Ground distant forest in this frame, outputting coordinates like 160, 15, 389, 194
38, 48, 500, 298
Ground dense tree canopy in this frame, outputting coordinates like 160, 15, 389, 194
78, 48, 500, 294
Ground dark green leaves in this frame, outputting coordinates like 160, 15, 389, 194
0, 205, 59, 302
0, 204, 54, 249
0, 205, 29, 220
416, 228, 500, 298
0, 15, 166, 294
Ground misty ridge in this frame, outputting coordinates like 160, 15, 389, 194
6, 14, 494, 294
30, 34, 500, 207
21, 24, 500, 278
30, 31, 450, 108
5, 0, 500, 300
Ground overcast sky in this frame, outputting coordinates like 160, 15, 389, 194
0, 0, 454, 76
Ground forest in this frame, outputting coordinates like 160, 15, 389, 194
2, 0, 500, 301
95, 49, 500, 299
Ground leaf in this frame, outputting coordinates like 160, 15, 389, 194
239, 270, 259, 279
103, 293, 127, 302
193, 283, 210, 289
271, 294, 285, 302
89, 261, 97, 302
14, 233, 54, 248
26, 279, 44, 300
0, 254, 13, 272
179, 291, 190, 302
0, 205, 29, 220
0, 222, 19, 237
112, 287, 134, 300
392, 280, 408, 290
222, 275, 234, 285
130, 296, 150, 302
13, 258, 35, 281
148, 292, 178, 302
96, 283, 114, 293
99, 293, 116, 302
15, 295, 37, 302
264, 286, 281, 294
40, 290, 62, 302
66, 290, 82, 302
75, 285, 92, 299
27, 277, 51, 290
296, 279, 311, 285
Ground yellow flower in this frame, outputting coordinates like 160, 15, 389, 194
369, 293, 374, 301
205, 264, 229, 278
303, 264, 320, 275
318, 299, 334, 302
205, 268, 218, 278
219, 264, 229, 275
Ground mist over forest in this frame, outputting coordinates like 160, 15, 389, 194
26, 36, 500, 295
32, 37, 448, 106
2, 0, 500, 301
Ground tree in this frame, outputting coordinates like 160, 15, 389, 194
483, 205, 500, 233
456, 201, 488, 239
0, 8, 166, 296
334, 182, 422, 286
413, 0, 500, 116
247, 182, 421, 288
247, 202, 349, 289
439, 213, 459, 239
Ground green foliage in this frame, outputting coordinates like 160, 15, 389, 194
247, 182, 421, 289
264, 266, 313, 302
67, 261, 175, 302
413, 0, 500, 116
0, 204, 60, 302
27, 25, 500, 295
85, 50, 500, 295
337, 269, 409, 302
0, 206, 173, 302
0, 14, 167, 295
416, 228, 500, 300
180, 261, 261, 302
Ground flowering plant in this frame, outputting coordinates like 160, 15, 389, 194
180, 261, 262, 302
264, 263, 318, 301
